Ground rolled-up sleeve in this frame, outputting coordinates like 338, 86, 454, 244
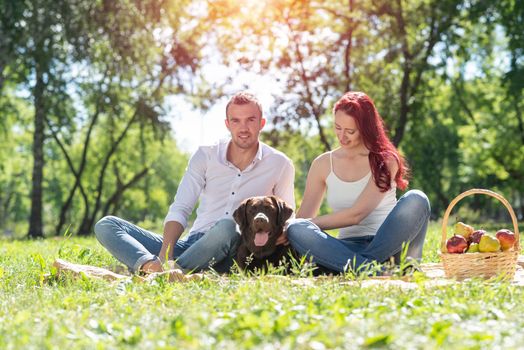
274, 158, 296, 210
163, 147, 207, 228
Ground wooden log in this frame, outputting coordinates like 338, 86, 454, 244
53, 258, 130, 281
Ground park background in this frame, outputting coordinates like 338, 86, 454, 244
1, 0, 523, 238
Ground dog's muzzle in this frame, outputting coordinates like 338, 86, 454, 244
254, 212, 269, 225
252, 212, 271, 247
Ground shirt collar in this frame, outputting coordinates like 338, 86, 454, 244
254, 141, 264, 161
218, 138, 229, 165
218, 138, 264, 167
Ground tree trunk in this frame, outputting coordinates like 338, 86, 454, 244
512, 93, 524, 145
517, 191, 524, 220
0, 62, 6, 93
139, 124, 151, 220
28, 65, 46, 238
393, 66, 410, 147
0, 184, 14, 225
392, 0, 410, 147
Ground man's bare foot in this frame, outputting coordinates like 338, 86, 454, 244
140, 260, 203, 282
167, 260, 187, 273
168, 269, 204, 282
165, 262, 202, 282
140, 259, 163, 274
141, 269, 203, 283
168, 269, 189, 282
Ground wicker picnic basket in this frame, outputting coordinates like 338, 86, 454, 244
440, 189, 520, 280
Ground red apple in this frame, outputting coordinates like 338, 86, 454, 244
469, 229, 486, 244
446, 234, 468, 254
496, 229, 516, 251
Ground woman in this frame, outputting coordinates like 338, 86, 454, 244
286, 91, 430, 274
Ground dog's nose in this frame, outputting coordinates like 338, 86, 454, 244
253, 212, 269, 225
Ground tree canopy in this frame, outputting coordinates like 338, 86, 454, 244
1, 0, 522, 237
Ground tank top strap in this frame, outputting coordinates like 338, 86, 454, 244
329, 151, 334, 173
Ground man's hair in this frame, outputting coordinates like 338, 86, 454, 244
225, 91, 263, 119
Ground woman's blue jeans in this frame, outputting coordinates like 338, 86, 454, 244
286, 190, 431, 273
94, 217, 240, 273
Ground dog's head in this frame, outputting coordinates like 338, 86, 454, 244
233, 196, 294, 258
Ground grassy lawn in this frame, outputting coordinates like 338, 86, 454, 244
1, 222, 524, 349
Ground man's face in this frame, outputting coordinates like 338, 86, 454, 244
225, 102, 266, 150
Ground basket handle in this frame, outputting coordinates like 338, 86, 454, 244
441, 188, 520, 252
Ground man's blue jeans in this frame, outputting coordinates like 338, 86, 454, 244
286, 190, 431, 273
94, 217, 240, 273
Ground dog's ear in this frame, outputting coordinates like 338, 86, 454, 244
233, 198, 250, 228
279, 199, 294, 224
270, 196, 294, 226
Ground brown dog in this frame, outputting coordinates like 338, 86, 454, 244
233, 195, 295, 271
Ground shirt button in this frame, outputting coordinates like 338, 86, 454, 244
232, 192, 235, 195
226, 212, 229, 215
237, 174, 241, 177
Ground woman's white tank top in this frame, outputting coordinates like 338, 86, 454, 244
325, 151, 397, 238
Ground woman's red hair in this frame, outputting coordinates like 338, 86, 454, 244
333, 91, 409, 191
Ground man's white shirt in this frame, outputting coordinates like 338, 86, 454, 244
164, 138, 295, 235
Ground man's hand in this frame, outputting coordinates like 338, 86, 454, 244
159, 221, 185, 262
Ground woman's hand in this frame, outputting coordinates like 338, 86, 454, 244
276, 220, 292, 246
276, 233, 289, 246
296, 153, 329, 218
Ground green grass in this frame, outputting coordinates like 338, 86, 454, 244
1, 223, 524, 349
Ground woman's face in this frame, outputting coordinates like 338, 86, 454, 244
334, 110, 362, 149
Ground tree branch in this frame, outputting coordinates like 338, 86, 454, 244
284, 16, 331, 151
102, 167, 149, 217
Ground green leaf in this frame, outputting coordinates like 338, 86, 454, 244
363, 334, 393, 347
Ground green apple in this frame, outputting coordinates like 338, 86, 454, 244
478, 234, 501, 253
466, 243, 479, 253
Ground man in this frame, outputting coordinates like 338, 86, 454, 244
94, 91, 295, 276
